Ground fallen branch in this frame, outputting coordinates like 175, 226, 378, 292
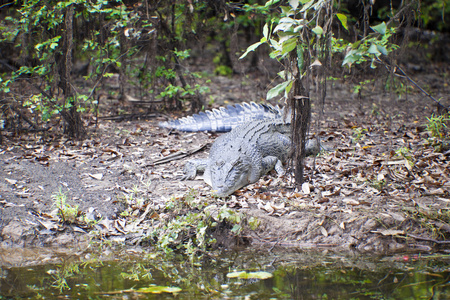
379, 58, 448, 112
99, 113, 159, 121
147, 144, 207, 166
407, 234, 450, 245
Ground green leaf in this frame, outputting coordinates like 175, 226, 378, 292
289, 0, 299, 9
240, 38, 266, 59
371, 22, 387, 35
312, 25, 323, 36
336, 13, 348, 31
274, 22, 293, 33
137, 285, 182, 294
300, 0, 314, 12
277, 70, 286, 79
227, 271, 273, 279
267, 80, 292, 100
265, 0, 281, 6
227, 271, 246, 278
263, 23, 269, 39
297, 45, 304, 71
376, 44, 388, 55
342, 50, 362, 66
280, 6, 294, 16
231, 224, 241, 233
282, 37, 297, 55
285, 80, 294, 97
368, 44, 380, 55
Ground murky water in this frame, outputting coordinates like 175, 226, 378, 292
1, 248, 449, 299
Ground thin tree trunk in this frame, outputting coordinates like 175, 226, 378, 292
289, 44, 311, 187
60, 5, 85, 139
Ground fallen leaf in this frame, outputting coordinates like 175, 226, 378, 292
342, 198, 360, 206
137, 285, 182, 294
226, 271, 273, 279
302, 182, 311, 194
89, 173, 103, 180
5, 178, 17, 185
428, 188, 445, 195
320, 226, 328, 237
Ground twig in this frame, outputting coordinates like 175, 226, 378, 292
379, 58, 448, 112
83, 49, 135, 102
0, 1, 14, 9
147, 144, 207, 166
99, 113, 159, 121
407, 233, 450, 244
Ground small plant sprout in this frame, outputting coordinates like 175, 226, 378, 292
352, 127, 368, 142
51, 188, 80, 223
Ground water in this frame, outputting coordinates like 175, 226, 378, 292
1, 248, 449, 299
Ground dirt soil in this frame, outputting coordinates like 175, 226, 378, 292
1, 66, 450, 262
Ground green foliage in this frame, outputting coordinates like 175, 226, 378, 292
368, 178, 386, 191
149, 190, 258, 257
51, 187, 98, 226
352, 127, 368, 142
352, 79, 374, 95
426, 113, 449, 139
218, 207, 244, 234
149, 190, 213, 255
47, 258, 104, 293
1, 0, 215, 136
0, 0, 137, 130
420, 0, 450, 31
240, 1, 401, 101
215, 65, 233, 76
405, 206, 450, 239
395, 147, 413, 162
158, 83, 210, 100
50, 262, 79, 292
52, 188, 80, 224
339, 23, 399, 68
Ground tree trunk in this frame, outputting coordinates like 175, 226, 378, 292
289, 48, 311, 187
59, 5, 85, 139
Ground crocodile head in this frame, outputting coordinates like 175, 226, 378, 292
210, 157, 252, 197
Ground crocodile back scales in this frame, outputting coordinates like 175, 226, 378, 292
159, 102, 287, 132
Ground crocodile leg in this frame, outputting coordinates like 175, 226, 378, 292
259, 156, 285, 179
182, 159, 209, 180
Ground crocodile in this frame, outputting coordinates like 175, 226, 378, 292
160, 102, 320, 197
159, 102, 285, 132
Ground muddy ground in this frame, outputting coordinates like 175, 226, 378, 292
1, 62, 450, 265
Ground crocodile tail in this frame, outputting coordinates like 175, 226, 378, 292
159, 102, 286, 132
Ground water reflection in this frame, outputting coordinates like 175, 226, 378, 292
1, 248, 449, 299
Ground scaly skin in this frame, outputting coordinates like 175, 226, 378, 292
182, 119, 319, 197
159, 102, 284, 132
